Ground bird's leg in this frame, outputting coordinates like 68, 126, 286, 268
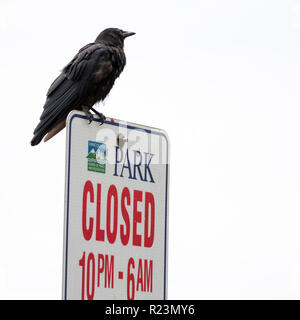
91, 107, 106, 125
82, 106, 93, 124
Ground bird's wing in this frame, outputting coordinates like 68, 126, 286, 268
31, 43, 112, 146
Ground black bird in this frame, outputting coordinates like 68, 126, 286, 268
31, 28, 135, 146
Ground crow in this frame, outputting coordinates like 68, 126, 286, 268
31, 28, 135, 146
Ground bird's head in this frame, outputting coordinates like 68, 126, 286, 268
95, 28, 135, 48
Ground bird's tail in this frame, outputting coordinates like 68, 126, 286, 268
31, 132, 44, 146
31, 120, 67, 146
30, 75, 79, 146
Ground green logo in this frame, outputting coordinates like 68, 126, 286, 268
87, 141, 106, 173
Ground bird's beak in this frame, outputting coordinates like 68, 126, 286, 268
122, 31, 136, 38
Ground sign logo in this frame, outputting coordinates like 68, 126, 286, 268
87, 141, 106, 173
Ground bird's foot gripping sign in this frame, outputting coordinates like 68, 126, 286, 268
62, 111, 169, 300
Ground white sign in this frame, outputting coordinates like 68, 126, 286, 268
62, 111, 169, 300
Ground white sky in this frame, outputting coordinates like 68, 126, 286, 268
1, 0, 300, 299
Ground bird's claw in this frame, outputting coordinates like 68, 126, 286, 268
87, 114, 93, 124
90, 107, 106, 125
82, 106, 94, 124
98, 113, 106, 125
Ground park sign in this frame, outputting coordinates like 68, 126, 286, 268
62, 111, 169, 300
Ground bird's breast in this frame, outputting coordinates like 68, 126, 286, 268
82, 45, 126, 107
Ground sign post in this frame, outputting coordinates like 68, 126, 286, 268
62, 111, 169, 300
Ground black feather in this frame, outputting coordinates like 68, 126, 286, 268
31, 28, 132, 146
